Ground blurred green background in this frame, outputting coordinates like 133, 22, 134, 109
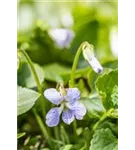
18, 0, 118, 64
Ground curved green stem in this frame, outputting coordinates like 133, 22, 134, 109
73, 120, 77, 136
54, 126, 60, 141
33, 108, 49, 139
18, 49, 48, 139
19, 49, 42, 93
69, 41, 89, 87
69, 41, 89, 135
19, 49, 45, 117
92, 108, 114, 132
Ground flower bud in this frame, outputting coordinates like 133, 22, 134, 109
82, 43, 103, 73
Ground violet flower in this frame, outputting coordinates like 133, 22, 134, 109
44, 88, 86, 127
48, 28, 74, 48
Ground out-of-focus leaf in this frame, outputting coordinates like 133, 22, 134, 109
90, 128, 118, 150
43, 63, 70, 75
72, 5, 99, 49
77, 79, 89, 97
17, 62, 45, 88
103, 60, 118, 69
48, 138, 64, 150
60, 144, 73, 150
19, 26, 75, 66
43, 63, 93, 84
81, 94, 105, 118
76, 127, 83, 136
17, 86, 40, 116
60, 126, 70, 145
43, 63, 70, 82
17, 132, 26, 139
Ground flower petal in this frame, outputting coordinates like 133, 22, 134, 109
65, 88, 80, 104
62, 109, 75, 124
69, 102, 86, 120
46, 107, 61, 127
87, 57, 103, 74
44, 88, 64, 105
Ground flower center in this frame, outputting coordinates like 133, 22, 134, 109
59, 86, 67, 96
60, 100, 69, 111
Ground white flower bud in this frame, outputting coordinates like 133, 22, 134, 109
87, 57, 103, 73
82, 43, 103, 73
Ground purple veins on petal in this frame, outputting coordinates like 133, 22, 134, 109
44, 87, 86, 126
69, 102, 86, 120
46, 107, 61, 127
62, 109, 75, 124
44, 88, 64, 105
65, 88, 80, 104
75, 115, 83, 120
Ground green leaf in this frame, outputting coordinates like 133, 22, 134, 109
99, 121, 118, 135
48, 138, 64, 149
77, 79, 89, 97
103, 60, 118, 69
43, 63, 92, 84
49, 138, 65, 145
60, 145, 73, 150
76, 127, 83, 136
111, 85, 118, 108
17, 86, 40, 116
60, 125, 70, 144
17, 132, 26, 139
79, 143, 87, 150
44, 63, 70, 74
81, 94, 105, 118
95, 69, 118, 109
17, 57, 20, 70
109, 109, 118, 119
90, 128, 118, 150
43, 63, 70, 82
17, 62, 45, 88
87, 68, 112, 92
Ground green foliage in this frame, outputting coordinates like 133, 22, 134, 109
111, 85, 118, 108
96, 69, 118, 109
109, 109, 118, 119
60, 144, 73, 150
87, 70, 102, 92
103, 60, 118, 69
90, 128, 118, 150
17, 132, 26, 139
98, 121, 118, 136
17, 86, 40, 115
81, 94, 105, 118
43, 63, 70, 83
18, 62, 45, 88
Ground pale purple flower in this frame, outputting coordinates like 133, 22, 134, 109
44, 88, 86, 127
48, 28, 74, 48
